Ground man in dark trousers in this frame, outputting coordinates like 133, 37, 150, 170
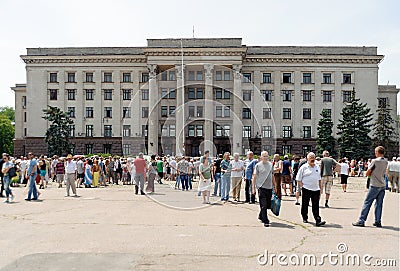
0, 153, 6, 197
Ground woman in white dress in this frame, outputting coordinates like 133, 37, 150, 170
198, 155, 212, 204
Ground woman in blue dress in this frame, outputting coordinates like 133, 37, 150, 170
84, 159, 93, 188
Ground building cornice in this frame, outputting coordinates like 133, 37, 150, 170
21, 55, 147, 64
244, 55, 384, 64
143, 47, 246, 57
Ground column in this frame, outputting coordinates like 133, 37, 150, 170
232, 64, 242, 155
148, 64, 158, 155
203, 64, 214, 155
175, 64, 185, 156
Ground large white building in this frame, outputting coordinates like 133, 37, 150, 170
12, 38, 399, 157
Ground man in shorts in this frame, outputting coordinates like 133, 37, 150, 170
320, 150, 338, 208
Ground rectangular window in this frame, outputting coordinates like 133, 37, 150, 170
242, 73, 252, 83
196, 125, 203, 136
188, 88, 195, 99
303, 108, 311, 119
85, 144, 93, 155
188, 71, 195, 81
224, 89, 231, 99
24, 112, 27, 122
189, 106, 195, 117
215, 88, 222, 99
323, 91, 332, 102
282, 90, 292, 102
303, 90, 312, 101
216, 125, 223, 137
169, 124, 176, 136
283, 108, 291, 119
262, 126, 272, 138
69, 125, 75, 137
67, 89, 76, 100
122, 73, 131, 82
161, 72, 168, 81
196, 71, 203, 81
224, 71, 231, 81
303, 126, 311, 138
243, 126, 251, 138
224, 106, 230, 117
242, 108, 251, 119
49, 73, 58, 83
343, 91, 352, 102
343, 73, 352, 84
162, 125, 168, 136
215, 71, 222, 81
169, 71, 176, 81
122, 89, 132, 100
188, 125, 195, 137
197, 88, 204, 99
161, 88, 168, 99
123, 144, 131, 156
216, 106, 222, 117
49, 89, 58, 100
224, 125, 230, 136
378, 97, 388, 109
104, 107, 112, 118
123, 107, 131, 118
263, 73, 272, 83
85, 125, 93, 137
302, 145, 312, 157
85, 89, 94, 100
103, 144, 112, 154
141, 73, 149, 83
283, 126, 292, 138
282, 145, 292, 155
169, 89, 176, 99
243, 90, 251, 101
142, 125, 148, 136
103, 72, 112, 83
323, 73, 331, 84
142, 107, 149, 118
123, 125, 131, 137
303, 73, 312, 84
161, 106, 168, 117
283, 73, 292, 83
263, 108, 272, 119
68, 107, 75, 118
85, 72, 94, 83
85, 107, 94, 118
142, 89, 149, 100
22, 96, 27, 108
197, 106, 203, 117
67, 73, 75, 83
262, 90, 272, 101
169, 106, 176, 116
104, 89, 112, 100
104, 125, 112, 137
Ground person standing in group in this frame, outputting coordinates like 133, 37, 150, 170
177, 156, 190, 191
339, 159, 349, 192
19, 156, 28, 184
353, 146, 388, 228
198, 151, 212, 196
198, 155, 212, 204
55, 157, 65, 188
84, 159, 93, 188
146, 155, 158, 193
212, 154, 223, 198
296, 152, 326, 227
292, 157, 301, 205
26, 152, 39, 201
170, 157, 177, 183
0, 153, 6, 197
320, 150, 339, 208
156, 157, 164, 184
129, 158, 136, 187
358, 158, 365, 177
133, 153, 147, 195
281, 155, 293, 196
76, 157, 85, 188
38, 156, 47, 189
51, 155, 58, 182
387, 157, 399, 193
106, 157, 114, 185
1, 154, 15, 203
220, 152, 232, 202
230, 153, 244, 202
65, 154, 78, 197
272, 154, 283, 199
92, 159, 100, 188
252, 151, 274, 227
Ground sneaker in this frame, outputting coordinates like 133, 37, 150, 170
25, 198, 31, 201
352, 221, 365, 227
295, 202, 300, 205
263, 222, 270, 227
10, 195, 14, 201
65, 194, 70, 197
325, 203, 330, 208
316, 220, 326, 227
3, 199, 9, 203
373, 222, 382, 228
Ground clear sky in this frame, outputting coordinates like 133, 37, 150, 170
1, 0, 399, 113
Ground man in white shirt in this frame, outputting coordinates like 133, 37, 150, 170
296, 152, 326, 227
64, 154, 78, 197
387, 157, 399, 193
230, 153, 244, 202
19, 156, 28, 184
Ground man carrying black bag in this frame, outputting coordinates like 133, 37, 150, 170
252, 151, 274, 227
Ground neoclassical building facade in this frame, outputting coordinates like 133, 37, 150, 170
12, 38, 398, 157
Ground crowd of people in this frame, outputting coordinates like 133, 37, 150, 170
1, 147, 399, 228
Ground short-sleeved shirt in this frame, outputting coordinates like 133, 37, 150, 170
133, 158, 147, 174
245, 159, 257, 180
253, 161, 273, 189
296, 163, 321, 191
340, 162, 349, 175
156, 160, 164, 172
199, 163, 212, 179
230, 160, 244, 178
77, 160, 85, 174
55, 162, 65, 174
27, 158, 38, 176
177, 160, 190, 174
292, 162, 299, 178
2, 162, 13, 177
220, 159, 231, 176
369, 157, 388, 188
214, 159, 222, 174
282, 160, 291, 175
320, 157, 337, 177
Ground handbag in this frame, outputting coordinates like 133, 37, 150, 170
271, 192, 281, 216
8, 166, 17, 178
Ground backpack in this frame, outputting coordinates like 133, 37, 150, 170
8, 166, 17, 178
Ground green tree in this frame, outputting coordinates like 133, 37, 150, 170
0, 116, 14, 155
372, 98, 398, 157
337, 88, 373, 160
0, 106, 15, 122
42, 106, 74, 156
316, 109, 336, 157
